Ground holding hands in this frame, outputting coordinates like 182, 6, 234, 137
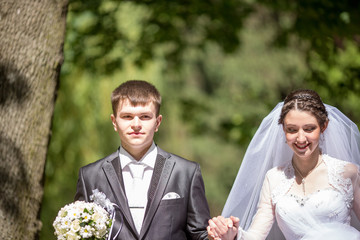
207, 216, 240, 240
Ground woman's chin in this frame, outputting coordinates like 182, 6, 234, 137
292, 148, 312, 158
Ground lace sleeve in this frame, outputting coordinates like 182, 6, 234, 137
239, 173, 275, 240
326, 155, 354, 208
349, 164, 360, 221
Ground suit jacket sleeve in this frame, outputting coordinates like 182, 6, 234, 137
187, 164, 210, 240
74, 167, 89, 202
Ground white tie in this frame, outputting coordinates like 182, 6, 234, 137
128, 163, 146, 234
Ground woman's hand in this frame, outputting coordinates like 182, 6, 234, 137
207, 216, 239, 240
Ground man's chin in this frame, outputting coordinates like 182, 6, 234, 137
129, 140, 152, 149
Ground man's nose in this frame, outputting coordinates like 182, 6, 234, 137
131, 116, 141, 129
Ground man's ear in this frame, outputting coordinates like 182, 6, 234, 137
110, 114, 117, 131
155, 115, 163, 132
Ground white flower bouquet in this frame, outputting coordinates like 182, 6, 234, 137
53, 190, 115, 240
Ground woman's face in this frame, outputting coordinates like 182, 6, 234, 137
283, 110, 324, 159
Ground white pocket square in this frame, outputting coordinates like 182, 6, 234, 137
162, 192, 181, 200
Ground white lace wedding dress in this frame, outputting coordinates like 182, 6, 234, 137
237, 155, 360, 240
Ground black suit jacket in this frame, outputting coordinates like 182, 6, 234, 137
75, 146, 210, 240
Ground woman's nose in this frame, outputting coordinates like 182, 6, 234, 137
296, 130, 306, 142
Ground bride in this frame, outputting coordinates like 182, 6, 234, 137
208, 89, 360, 240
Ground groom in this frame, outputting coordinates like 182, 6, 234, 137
75, 80, 210, 239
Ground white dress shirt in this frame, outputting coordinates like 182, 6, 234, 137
119, 142, 157, 233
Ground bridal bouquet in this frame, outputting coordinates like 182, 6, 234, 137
53, 190, 114, 240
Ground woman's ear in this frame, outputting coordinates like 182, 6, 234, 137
321, 120, 329, 133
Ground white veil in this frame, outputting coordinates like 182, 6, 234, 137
221, 102, 360, 239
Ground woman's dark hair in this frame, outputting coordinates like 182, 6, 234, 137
278, 89, 328, 129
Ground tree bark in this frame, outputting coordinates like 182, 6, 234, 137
0, 0, 68, 239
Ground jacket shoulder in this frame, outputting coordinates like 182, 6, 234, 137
80, 150, 118, 171
158, 146, 199, 169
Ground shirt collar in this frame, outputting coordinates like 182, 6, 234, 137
119, 142, 157, 170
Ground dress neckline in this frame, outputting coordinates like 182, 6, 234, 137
272, 154, 353, 209
287, 187, 338, 207
287, 155, 330, 197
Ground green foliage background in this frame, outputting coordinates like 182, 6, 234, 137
40, 1, 360, 239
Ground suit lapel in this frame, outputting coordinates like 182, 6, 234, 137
140, 151, 175, 238
146, 154, 166, 210
102, 155, 138, 237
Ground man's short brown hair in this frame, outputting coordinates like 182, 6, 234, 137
111, 80, 161, 116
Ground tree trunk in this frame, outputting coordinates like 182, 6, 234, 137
0, 0, 68, 239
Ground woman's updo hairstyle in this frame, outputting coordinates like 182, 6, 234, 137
278, 89, 329, 130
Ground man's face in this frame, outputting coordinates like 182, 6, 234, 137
111, 100, 162, 157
